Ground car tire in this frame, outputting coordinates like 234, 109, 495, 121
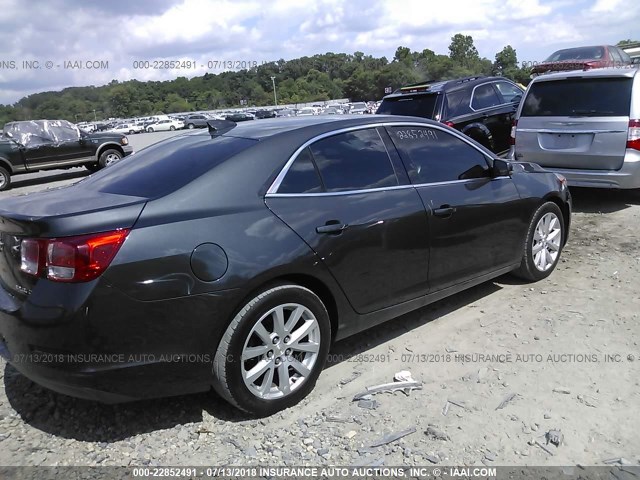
187, 123, 195, 129
98, 149, 123, 169
512, 201, 565, 282
129, 130, 134, 135
213, 284, 331, 416
170, 126, 176, 131
0, 166, 11, 191
148, 127, 154, 133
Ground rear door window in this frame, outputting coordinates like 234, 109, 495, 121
278, 148, 323, 194
521, 78, 632, 117
471, 84, 502, 110
309, 128, 398, 191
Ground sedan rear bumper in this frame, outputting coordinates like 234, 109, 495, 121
0, 281, 240, 403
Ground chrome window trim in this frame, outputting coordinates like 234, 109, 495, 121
267, 177, 499, 198
265, 122, 496, 196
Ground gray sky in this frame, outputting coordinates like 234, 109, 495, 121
0, 0, 638, 104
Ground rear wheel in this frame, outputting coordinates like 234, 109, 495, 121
170, 126, 176, 131
213, 284, 331, 416
513, 201, 564, 281
187, 123, 195, 129
98, 149, 122, 169
0, 166, 11, 191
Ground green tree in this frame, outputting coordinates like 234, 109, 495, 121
448, 34, 479, 68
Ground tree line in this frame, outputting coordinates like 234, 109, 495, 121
0, 36, 634, 127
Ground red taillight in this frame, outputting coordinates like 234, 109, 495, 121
628, 119, 640, 151
444, 121, 455, 128
20, 229, 129, 283
583, 61, 596, 70
510, 119, 518, 145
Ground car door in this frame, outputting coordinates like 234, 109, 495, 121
265, 127, 431, 314
386, 124, 526, 292
469, 82, 518, 155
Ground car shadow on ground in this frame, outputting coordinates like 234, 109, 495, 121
8, 169, 90, 190
3, 280, 502, 442
570, 187, 640, 214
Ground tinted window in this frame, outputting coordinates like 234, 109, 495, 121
444, 89, 472, 118
278, 148, 323, 194
471, 84, 502, 110
619, 49, 632, 62
377, 94, 438, 119
546, 46, 605, 61
309, 129, 398, 191
77, 134, 257, 198
609, 48, 622, 63
522, 78, 632, 117
494, 81, 523, 103
387, 126, 489, 183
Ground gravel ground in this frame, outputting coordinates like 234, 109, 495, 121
0, 188, 639, 468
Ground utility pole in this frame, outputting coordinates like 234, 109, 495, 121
271, 76, 278, 106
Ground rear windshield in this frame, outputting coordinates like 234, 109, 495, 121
77, 134, 257, 198
545, 46, 605, 61
521, 78, 632, 117
376, 94, 438, 119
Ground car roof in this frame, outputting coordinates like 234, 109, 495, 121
381, 76, 511, 99
191, 114, 437, 141
530, 67, 639, 82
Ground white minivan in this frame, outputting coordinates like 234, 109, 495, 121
509, 68, 640, 189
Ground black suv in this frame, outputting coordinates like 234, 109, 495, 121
377, 76, 524, 156
0, 120, 133, 191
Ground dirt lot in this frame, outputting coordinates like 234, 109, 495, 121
0, 187, 638, 467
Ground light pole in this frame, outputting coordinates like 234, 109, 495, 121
270, 76, 277, 106
93, 109, 97, 121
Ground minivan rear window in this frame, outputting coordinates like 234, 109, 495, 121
78, 134, 257, 198
521, 78, 632, 117
377, 94, 438, 119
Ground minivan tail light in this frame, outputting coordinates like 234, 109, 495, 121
20, 229, 129, 283
628, 120, 640, 151
510, 120, 518, 145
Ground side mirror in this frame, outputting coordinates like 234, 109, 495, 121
492, 158, 513, 177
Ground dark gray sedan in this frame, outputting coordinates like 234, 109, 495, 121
0, 116, 571, 415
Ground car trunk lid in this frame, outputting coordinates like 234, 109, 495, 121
0, 186, 146, 299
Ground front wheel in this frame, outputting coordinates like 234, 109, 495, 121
187, 123, 195, 129
512, 202, 565, 281
147, 127, 154, 133
0, 166, 11, 191
213, 284, 331, 416
98, 149, 122, 168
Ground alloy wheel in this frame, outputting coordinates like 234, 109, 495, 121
532, 212, 561, 271
241, 303, 320, 399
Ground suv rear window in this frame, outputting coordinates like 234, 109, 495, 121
521, 78, 632, 117
377, 94, 438, 119
78, 134, 257, 198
